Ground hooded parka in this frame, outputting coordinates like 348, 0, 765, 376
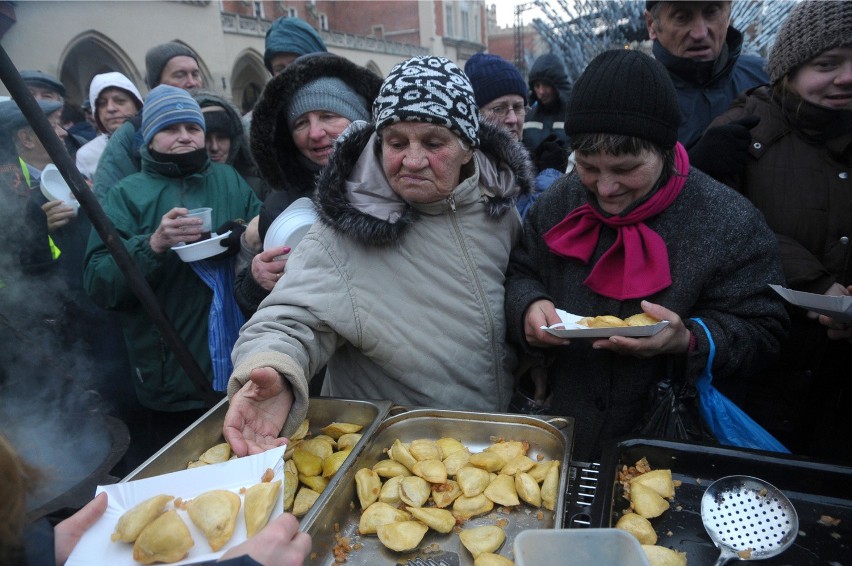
229, 122, 534, 437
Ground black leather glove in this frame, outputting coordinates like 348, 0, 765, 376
212, 220, 247, 260
688, 115, 760, 183
533, 134, 569, 173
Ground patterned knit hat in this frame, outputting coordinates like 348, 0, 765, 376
373, 56, 480, 147
287, 77, 370, 128
565, 49, 681, 150
464, 53, 528, 108
145, 42, 199, 89
768, 0, 852, 84
142, 85, 205, 145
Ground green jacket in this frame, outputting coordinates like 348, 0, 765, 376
92, 116, 141, 202
84, 150, 261, 411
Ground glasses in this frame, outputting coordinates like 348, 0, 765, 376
483, 103, 527, 118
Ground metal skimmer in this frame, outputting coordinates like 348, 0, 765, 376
701, 475, 798, 565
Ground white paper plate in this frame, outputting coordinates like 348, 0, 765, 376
263, 197, 318, 254
171, 231, 231, 262
770, 284, 852, 324
542, 309, 670, 338
66, 445, 286, 566
40, 163, 80, 212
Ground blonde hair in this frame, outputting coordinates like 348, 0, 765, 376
0, 434, 41, 563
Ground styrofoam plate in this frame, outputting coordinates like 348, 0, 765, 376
263, 197, 318, 253
41, 163, 80, 212
171, 231, 231, 262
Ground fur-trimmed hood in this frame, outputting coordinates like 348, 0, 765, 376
314, 121, 535, 247
250, 53, 382, 198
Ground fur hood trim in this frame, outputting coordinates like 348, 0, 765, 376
250, 53, 382, 193
315, 121, 534, 247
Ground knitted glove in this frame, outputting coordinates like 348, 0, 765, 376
212, 220, 247, 260
533, 134, 569, 173
689, 115, 760, 182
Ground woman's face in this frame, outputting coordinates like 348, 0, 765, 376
382, 122, 473, 204
96, 87, 139, 134
788, 46, 852, 110
206, 132, 231, 163
291, 111, 351, 166
149, 122, 205, 154
574, 149, 664, 215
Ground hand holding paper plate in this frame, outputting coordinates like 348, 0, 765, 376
263, 197, 318, 257
41, 164, 80, 214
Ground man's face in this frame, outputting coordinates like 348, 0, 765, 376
646, 1, 731, 62
160, 56, 202, 90
27, 84, 62, 102
481, 94, 526, 140
533, 81, 557, 106
270, 52, 299, 76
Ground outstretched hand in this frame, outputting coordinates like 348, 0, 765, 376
219, 513, 311, 565
223, 367, 293, 457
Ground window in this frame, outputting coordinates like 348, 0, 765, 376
287, 7, 297, 18
461, 6, 470, 40
253, 1, 264, 19
445, 4, 455, 38
318, 13, 328, 30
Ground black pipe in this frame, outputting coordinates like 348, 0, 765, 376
0, 45, 220, 407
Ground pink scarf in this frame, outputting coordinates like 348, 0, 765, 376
543, 142, 689, 300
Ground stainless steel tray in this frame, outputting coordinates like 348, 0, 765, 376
302, 408, 574, 565
121, 397, 393, 528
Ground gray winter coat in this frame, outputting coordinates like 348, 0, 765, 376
505, 167, 789, 461
228, 122, 534, 437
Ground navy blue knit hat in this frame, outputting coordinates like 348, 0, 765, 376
566, 49, 681, 149
374, 56, 480, 148
142, 85, 205, 145
464, 53, 528, 108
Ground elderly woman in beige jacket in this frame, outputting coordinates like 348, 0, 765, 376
224, 56, 534, 456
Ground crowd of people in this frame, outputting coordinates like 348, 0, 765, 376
1, 1, 850, 564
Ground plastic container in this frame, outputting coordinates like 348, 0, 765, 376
171, 230, 231, 262
40, 164, 80, 213
263, 197, 318, 255
513, 528, 650, 566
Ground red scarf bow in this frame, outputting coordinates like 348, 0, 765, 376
543, 143, 689, 300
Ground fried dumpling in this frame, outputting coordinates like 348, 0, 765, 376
282, 469, 299, 511
485, 440, 527, 462
432, 479, 463, 508
474, 552, 515, 566
412, 459, 448, 484
292, 448, 323, 477
469, 451, 505, 472
483, 474, 520, 507
540, 460, 560, 511
132, 510, 194, 564
457, 465, 491, 497
112, 494, 174, 543
452, 493, 494, 519
292, 487, 321, 517
442, 448, 471, 476
376, 520, 429, 552
379, 475, 405, 506
389, 439, 418, 472
436, 437, 467, 459
408, 439, 441, 462
398, 476, 431, 507
199, 442, 231, 464
355, 467, 382, 509
405, 506, 456, 533
244, 480, 281, 538
500, 455, 536, 476
373, 459, 412, 478
337, 432, 363, 452
459, 525, 506, 559
319, 421, 362, 439
358, 501, 411, 535
289, 418, 310, 441
187, 489, 241, 551
514, 472, 542, 508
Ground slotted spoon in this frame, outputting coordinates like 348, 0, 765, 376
701, 475, 798, 565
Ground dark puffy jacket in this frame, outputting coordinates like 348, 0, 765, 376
653, 26, 768, 149
522, 53, 571, 156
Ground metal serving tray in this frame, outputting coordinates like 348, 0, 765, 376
302, 408, 574, 565
592, 437, 852, 565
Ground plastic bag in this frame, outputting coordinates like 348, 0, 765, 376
691, 318, 790, 453
636, 375, 714, 442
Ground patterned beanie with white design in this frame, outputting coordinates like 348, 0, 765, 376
373, 55, 480, 148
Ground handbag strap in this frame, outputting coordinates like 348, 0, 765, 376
689, 317, 715, 392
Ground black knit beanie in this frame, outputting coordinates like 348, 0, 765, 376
565, 49, 681, 149
768, 0, 852, 84
145, 42, 199, 89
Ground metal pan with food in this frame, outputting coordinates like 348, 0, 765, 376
542, 309, 669, 339
301, 408, 574, 565
591, 437, 852, 565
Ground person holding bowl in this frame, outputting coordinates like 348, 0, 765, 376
223, 55, 534, 456
504, 49, 789, 462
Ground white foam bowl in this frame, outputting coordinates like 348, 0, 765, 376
41, 164, 80, 213
263, 197, 318, 254
171, 231, 231, 262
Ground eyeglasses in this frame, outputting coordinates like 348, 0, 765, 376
483, 103, 527, 118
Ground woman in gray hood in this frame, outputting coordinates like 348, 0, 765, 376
223, 56, 534, 456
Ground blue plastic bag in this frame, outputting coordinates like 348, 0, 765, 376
691, 318, 790, 453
